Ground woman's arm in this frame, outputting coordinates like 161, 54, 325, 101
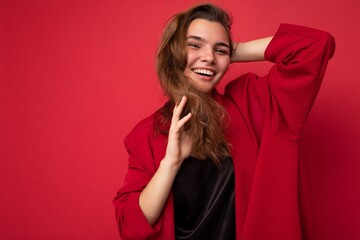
231, 37, 273, 62
139, 96, 192, 225
240, 24, 335, 140
138, 157, 181, 225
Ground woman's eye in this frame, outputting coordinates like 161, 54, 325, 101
215, 49, 229, 55
188, 43, 200, 49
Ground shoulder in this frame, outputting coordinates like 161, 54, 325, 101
223, 72, 260, 99
124, 109, 168, 154
125, 113, 156, 145
124, 111, 168, 170
214, 72, 264, 116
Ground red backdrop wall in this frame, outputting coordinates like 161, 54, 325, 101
1, 0, 359, 239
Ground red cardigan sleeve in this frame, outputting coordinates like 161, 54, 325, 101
243, 24, 335, 240
221, 24, 335, 240
112, 117, 163, 240
255, 23, 335, 140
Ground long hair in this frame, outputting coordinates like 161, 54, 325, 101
155, 3, 233, 165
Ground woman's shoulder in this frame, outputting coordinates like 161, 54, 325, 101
124, 110, 168, 167
222, 72, 260, 98
125, 113, 156, 143
125, 106, 169, 143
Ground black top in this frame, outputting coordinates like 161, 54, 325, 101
172, 156, 235, 240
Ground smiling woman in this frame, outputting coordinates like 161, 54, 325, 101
155, 5, 235, 166
185, 19, 231, 93
113, 3, 335, 240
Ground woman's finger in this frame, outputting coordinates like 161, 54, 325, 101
171, 96, 187, 124
176, 112, 192, 128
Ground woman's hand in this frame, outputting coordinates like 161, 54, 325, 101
139, 96, 192, 226
164, 95, 193, 167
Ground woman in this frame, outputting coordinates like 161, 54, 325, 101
113, 3, 335, 240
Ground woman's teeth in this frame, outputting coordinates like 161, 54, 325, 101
193, 69, 214, 76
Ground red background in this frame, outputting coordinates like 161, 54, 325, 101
1, 0, 359, 239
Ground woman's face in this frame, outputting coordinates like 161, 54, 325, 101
184, 18, 231, 94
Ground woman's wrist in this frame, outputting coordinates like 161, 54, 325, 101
231, 37, 273, 63
160, 156, 183, 173
139, 156, 182, 225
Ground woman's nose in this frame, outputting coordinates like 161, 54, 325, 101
200, 47, 215, 64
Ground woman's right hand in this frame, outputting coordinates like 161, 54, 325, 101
164, 95, 193, 167
139, 96, 192, 225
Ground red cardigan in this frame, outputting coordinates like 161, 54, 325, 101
113, 24, 335, 240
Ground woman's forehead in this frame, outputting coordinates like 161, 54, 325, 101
187, 19, 229, 43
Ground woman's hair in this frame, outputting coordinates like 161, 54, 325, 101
155, 3, 233, 165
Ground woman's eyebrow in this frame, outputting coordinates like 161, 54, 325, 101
216, 42, 230, 49
186, 35, 205, 41
186, 35, 230, 49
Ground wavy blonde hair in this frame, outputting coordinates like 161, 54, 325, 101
155, 3, 233, 165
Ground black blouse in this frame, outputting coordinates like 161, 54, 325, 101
172, 156, 235, 240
